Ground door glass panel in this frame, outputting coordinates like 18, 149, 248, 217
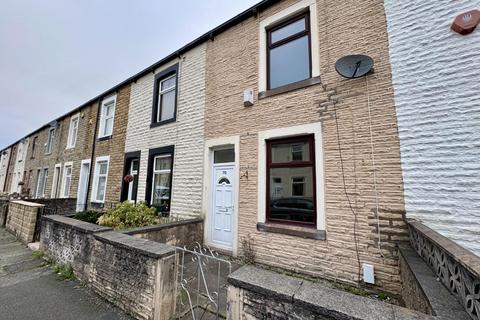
218, 177, 231, 185
214, 149, 235, 163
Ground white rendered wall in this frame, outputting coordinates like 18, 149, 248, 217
0, 148, 11, 192
384, 1, 480, 255
125, 44, 206, 218
11, 140, 29, 194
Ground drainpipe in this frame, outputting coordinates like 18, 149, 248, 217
83, 99, 102, 211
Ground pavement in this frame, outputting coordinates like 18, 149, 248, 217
0, 227, 132, 320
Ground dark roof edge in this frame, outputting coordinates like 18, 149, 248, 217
1, 0, 280, 152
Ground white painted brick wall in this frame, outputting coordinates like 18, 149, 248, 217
0, 148, 11, 192
11, 140, 29, 193
125, 44, 206, 218
384, 1, 480, 255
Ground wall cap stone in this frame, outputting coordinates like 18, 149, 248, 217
121, 218, 204, 235
43, 215, 112, 234
408, 220, 480, 276
94, 231, 175, 258
228, 266, 433, 320
10, 200, 45, 207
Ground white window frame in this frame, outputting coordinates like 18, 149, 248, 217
98, 95, 116, 139
66, 113, 80, 149
91, 156, 110, 203
257, 122, 325, 230
157, 74, 177, 123
258, 0, 320, 93
35, 167, 49, 198
61, 162, 73, 198
51, 163, 62, 198
45, 127, 55, 154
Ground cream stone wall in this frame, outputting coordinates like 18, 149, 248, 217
205, 0, 407, 294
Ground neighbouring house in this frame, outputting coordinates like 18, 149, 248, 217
384, 1, 480, 256
122, 44, 206, 218
203, 0, 408, 294
0, 148, 11, 193
9, 138, 29, 194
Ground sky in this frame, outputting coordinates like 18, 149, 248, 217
0, 0, 260, 148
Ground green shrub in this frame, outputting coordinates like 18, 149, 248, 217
74, 210, 103, 224
98, 201, 157, 230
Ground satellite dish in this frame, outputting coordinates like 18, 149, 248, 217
335, 54, 374, 79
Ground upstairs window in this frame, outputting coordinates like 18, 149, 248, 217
31, 136, 37, 159
99, 96, 116, 139
46, 128, 55, 154
152, 64, 178, 127
267, 12, 311, 90
67, 113, 79, 149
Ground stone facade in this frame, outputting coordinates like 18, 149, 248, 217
23, 102, 97, 202
124, 44, 206, 217
122, 218, 204, 247
91, 85, 131, 208
6, 200, 44, 243
384, 1, 480, 256
9, 139, 29, 194
204, 0, 407, 294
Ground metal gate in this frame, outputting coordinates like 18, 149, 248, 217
175, 244, 232, 319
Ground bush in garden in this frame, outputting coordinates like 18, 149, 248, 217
74, 210, 103, 224
97, 201, 157, 229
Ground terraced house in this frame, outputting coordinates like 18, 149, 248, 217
1, 0, 479, 303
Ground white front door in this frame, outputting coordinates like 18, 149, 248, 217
211, 165, 235, 249
76, 160, 91, 212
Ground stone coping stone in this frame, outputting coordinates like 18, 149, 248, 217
399, 245, 470, 320
10, 200, 45, 207
42, 215, 112, 234
408, 220, 480, 276
228, 266, 434, 320
121, 218, 203, 235
94, 231, 175, 259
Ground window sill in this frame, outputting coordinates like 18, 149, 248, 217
258, 76, 321, 99
150, 118, 176, 129
98, 135, 112, 142
257, 222, 325, 240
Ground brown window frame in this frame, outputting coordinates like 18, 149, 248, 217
266, 134, 317, 227
266, 11, 312, 91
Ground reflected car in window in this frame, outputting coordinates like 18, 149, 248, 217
269, 197, 314, 223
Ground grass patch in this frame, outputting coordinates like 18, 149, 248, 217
53, 264, 75, 281
31, 250, 44, 259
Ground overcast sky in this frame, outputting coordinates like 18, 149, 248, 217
0, 0, 259, 148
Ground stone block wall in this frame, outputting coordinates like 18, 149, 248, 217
0, 199, 8, 226
40, 215, 112, 281
6, 200, 44, 243
32, 198, 77, 216
39, 215, 177, 320
122, 218, 203, 248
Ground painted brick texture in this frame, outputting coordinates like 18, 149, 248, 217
384, 1, 480, 256
125, 44, 206, 218
205, 0, 406, 294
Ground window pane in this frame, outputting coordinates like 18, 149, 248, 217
269, 35, 310, 89
104, 118, 113, 136
271, 141, 309, 163
154, 156, 171, 171
214, 149, 235, 163
99, 162, 108, 175
161, 75, 176, 91
105, 103, 114, 116
271, 17, 306, 43
97, 176, 106, 201
160, 90, 176, 121
269, 167, 314, 223
152, 172, 171, 212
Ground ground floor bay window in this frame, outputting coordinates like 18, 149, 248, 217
146, 146, 174, 215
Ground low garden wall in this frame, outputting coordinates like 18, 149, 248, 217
40, 215, 177, 320
408, 220, 480, 320
122, 218, 203, 247
6, 200, 44, 243
0, 199, 8, 226
31, 198, 77, 216
227, 266, 431, 320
